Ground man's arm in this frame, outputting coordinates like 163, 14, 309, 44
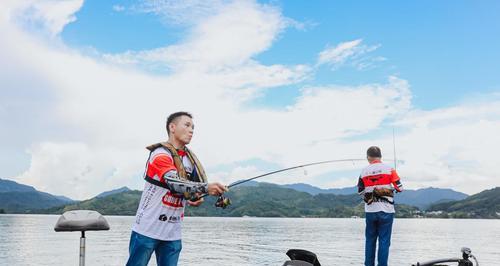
149, 152, 209, 198
150, 152, 226, 199
357, 176, 365, 195
163, 170, 208, 197
391, 169, 403, 192
163, 171, 227, 200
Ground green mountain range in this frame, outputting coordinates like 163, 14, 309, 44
0, 178, 73, 213
40, 190, 142, 216
280, 183, 468, 209
40, 183, 419, 218
427, 187, 500, 218
2, 178, 498, 218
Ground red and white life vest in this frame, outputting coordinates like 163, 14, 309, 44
358, 160, 402, 213
132, 146, 195, 241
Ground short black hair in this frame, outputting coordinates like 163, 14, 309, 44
166, 111, 192, 135
367, 146, 382, 158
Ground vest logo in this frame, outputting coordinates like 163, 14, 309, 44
158, 214, 183, 223
162, 191, 184, 208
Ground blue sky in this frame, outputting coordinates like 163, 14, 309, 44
60, 0, 500, 109
1, 0, 500, 199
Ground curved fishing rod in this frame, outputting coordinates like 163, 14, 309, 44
393, 128, 398, 170
199, 158, 369, 208
227, 158, 367, 189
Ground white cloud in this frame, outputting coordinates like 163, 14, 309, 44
210, 165, 261, 186
353, 56, 387, 70
137, 0, 304, 30
137, 0, 227, 26
103, 0, 311, 100
317, 39, 381, 70
1, 0, 499, 200
18, 142, 145, 199
4, 0, 84, 37
393, 100, 500, 193
112, 5, 125, 12
108, 1, 287, 71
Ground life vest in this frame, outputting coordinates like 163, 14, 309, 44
143, 142, 208, 190
359, 160, 402, 205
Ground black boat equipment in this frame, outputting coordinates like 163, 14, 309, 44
281, 247, 479, 266
412, 247, 479, 266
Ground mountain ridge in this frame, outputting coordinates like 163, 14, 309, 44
427, 187, 500, 218
281, 183, 468, 209
0, 178, 489, 216
0, 178, 74, 213
36, 183, 500, 219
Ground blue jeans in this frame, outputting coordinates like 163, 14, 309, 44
365, 212, 394, 266
126, 231, 182, 266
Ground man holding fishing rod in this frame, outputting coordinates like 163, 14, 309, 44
126, 111, 227, 266
357, 146, 403, 266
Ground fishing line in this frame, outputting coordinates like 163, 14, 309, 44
200, 158, 369, 208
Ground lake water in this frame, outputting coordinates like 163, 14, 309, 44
0, 214, 498, 265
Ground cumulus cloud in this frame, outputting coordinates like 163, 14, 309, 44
1, 0, 499, 199
394, 99, 500, 192
0, 0, 313, 199
18, 142, 144, 199
107, 1, 287, 70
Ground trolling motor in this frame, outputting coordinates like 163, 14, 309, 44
413, 247, 479, 266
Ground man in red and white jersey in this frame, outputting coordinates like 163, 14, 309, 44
357, 146, 403, 266
126, 112, 227, 266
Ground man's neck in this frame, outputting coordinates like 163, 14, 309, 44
167, 138, 185, 150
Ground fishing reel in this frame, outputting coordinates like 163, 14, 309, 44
186, 194, 231, 209
215, 195, 231, 209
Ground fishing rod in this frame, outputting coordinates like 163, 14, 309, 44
200, 158, 368, 208
393, 128, 398, 170
227, 158, 367, 188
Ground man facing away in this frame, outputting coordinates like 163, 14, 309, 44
126, 111, 227, 266
357, 146, 403, 266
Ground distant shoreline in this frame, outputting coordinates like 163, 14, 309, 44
1, 213, 498, 220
